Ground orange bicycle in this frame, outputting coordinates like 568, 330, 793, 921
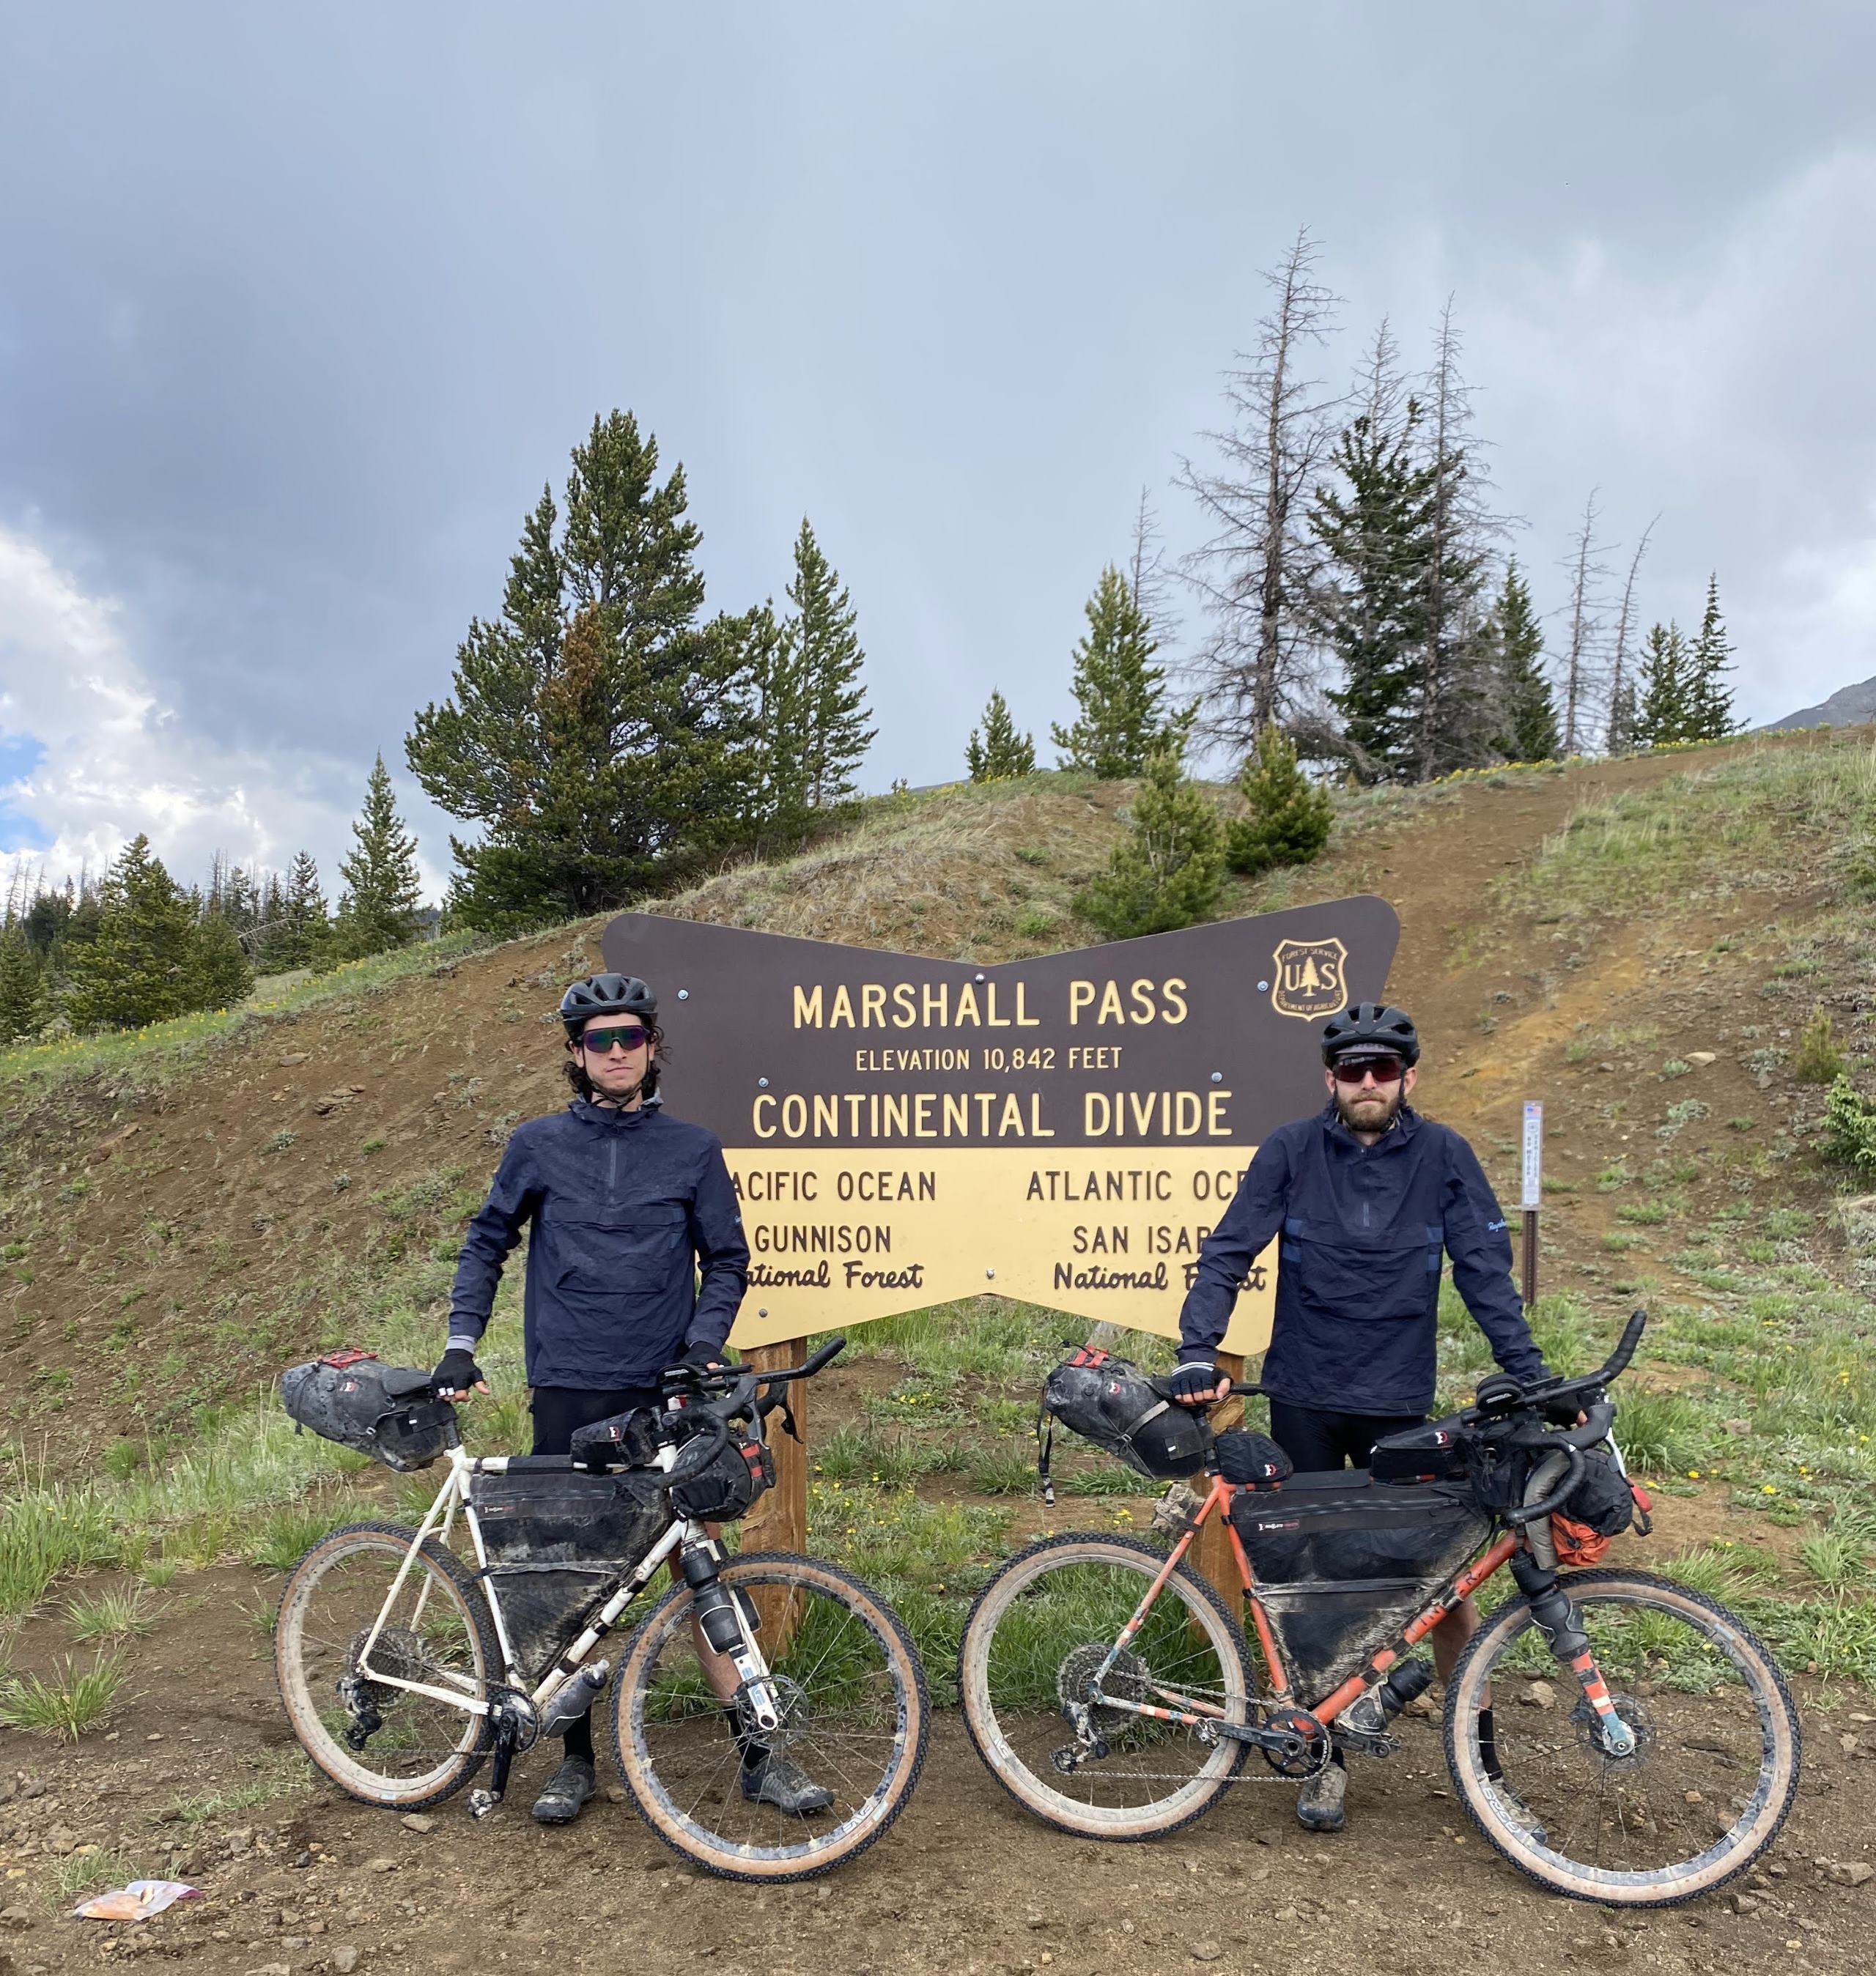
959, 1314, 1799, 1906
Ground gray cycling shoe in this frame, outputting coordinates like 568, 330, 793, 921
740, 1753, 835, 1816
532, 1755, 597, 1824
1296, 1760, 1347, 1832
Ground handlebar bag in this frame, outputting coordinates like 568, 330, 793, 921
1230, 1474, 1491, 1702
670, 1430, 775, 1522
469, 1470, 671, 1683
1560, 1445, 1642, 1536
1041, 1348, 1211, 1480
281, 1351, 459, 1471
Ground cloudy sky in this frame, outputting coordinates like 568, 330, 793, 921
2, 4, 1873, 900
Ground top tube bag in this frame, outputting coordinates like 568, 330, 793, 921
1230, 1473, 1491, 1703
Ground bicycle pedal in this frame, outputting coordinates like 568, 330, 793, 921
467, 1788, 500, 1820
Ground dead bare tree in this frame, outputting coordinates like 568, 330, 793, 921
1559, 489, 1611, 755
1604, 514, 1658, 753
1176, 227, 1343, 759
1124, 486, 1181, 652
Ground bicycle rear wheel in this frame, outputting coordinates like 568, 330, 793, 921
959, 1533, 1252, 1840
609, 1552, 927, 1881
275, 1520, 496, 1809
1445, 1567, 1800, 1906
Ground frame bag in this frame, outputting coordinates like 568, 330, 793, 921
470, 1470, 672, 1684
1230, 1475, 1491, 1701
280, 1351, 458, 1471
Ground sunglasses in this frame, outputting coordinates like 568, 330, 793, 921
1332, 1055, 1405, 1086
580, 1024, 650, 1055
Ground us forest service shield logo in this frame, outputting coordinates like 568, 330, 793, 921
1270, 936, 1348, 1020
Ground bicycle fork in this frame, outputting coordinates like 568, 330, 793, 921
682, 1539, 781, 1735
1509, 1551, 1638, 1758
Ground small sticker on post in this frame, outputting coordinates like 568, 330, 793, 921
1521, 1100, 1543, 1211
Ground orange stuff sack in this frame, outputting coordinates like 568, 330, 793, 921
1551, 1514, 1613, 1567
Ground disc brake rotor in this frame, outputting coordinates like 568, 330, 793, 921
1057, 1643, 1151, 1735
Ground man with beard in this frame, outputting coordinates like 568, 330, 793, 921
1171, 1002, 1548, 1835
433, 972, 832, 1827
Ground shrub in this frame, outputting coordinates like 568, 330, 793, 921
1224, 723, 1333, 876
1820, 1075, 1876, 1172
1075, 747, 1224, 939
1793, 1005, 1844, 1084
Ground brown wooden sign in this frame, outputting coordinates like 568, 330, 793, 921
602, 897, 1399, 1354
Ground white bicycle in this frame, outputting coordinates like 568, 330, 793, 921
274, 1341, 928, 1881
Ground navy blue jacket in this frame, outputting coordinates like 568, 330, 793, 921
1178, 1103, 1546, 1416
447, 1100, 749, 1390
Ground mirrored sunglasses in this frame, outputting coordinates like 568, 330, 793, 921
1332, 1054, 1404, 1086
580, 1024, 649, 1054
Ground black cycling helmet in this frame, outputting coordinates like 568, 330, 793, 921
558, 972, 657, 1035
1320, 1001, 1420, 1067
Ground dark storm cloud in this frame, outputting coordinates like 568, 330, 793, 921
1, 2, 1874, 886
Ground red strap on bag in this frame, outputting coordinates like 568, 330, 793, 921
320, 1349, 380, 1369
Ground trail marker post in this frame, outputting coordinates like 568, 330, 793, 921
1521, 1100, 1543, 1310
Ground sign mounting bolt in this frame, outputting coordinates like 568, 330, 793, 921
985, 1268, 996, 1279
758, 1308, 768, 1319
757, 1078, 769, 1089
1211, 1072, 1223, 1084
975, 972, 986, 983
677, 988, 690, 1000
1257, 980, 1269, 992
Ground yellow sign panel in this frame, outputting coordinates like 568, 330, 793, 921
727, 1147, 1276, 1354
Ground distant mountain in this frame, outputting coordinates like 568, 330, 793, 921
1759, 674, 1876, 730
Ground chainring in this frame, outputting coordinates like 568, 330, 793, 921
1057, 1643, 1151, 1735
1258, 1706, 1332, 1778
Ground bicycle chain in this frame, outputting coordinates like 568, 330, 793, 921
1058, 1687, 1337, 1786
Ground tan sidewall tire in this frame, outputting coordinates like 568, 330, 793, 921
959, 1531, 1252, 1840
275, 1520, 495, 1810
1444, 1566, 1800, 1906
609, 1551, 928, 1882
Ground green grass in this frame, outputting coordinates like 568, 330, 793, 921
0, 1651, 129, 1740
65, 1585, 159, 1643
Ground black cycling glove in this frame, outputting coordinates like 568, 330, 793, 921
1169, 1358, 1219, 1406
681, 1339, 729, 1372
432, 1347, 484, 1397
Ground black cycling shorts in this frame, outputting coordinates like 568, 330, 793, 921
529, 1384, 663, 1457
1268, 1399, 1428, 1474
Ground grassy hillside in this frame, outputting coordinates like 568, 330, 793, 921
1, 732, 1874, 1802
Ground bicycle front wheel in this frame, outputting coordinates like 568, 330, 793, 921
1445, 1567, 1800, 1906
275, 1520, 496, 1810
609, 1551, 928, 1881
959, 1533, 1252, 1840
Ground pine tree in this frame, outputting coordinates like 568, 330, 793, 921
742, 602, 815, 848
407, 411, 758, 928
1225, 722, 1334, 876
1076, 747, 1225, 939
0, 927, 45, 1045
190, 906, 254, 1009
1494, 561, 1559, 761
1413, 302, 1503, 778
786, 519, 874, 809
1052, 566, 1193, 777
965, 690, 1036, 781
64, 836, 199, 1030
259, 851, 332, 972
334, 754, 425, 959
1631, 623, 1688, 748
1312, 361, 1436, 783
1683, 575, 1736, 740
1606, 677, 1638, 755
